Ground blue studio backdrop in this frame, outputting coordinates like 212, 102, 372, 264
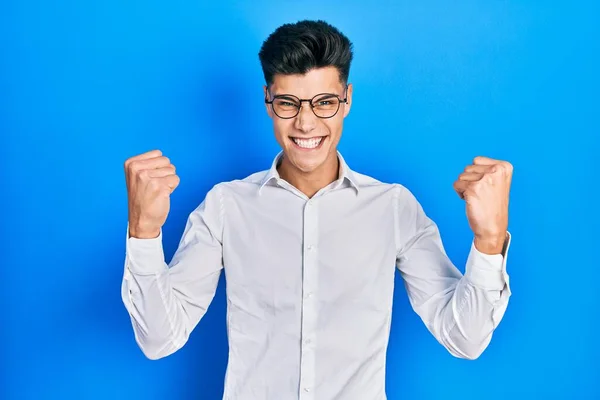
2, 1, 599, 399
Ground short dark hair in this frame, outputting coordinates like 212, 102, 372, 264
258, 20, 354, 87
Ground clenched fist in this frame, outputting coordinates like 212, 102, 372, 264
453, 156, 513, 255
124, 149, 180, 239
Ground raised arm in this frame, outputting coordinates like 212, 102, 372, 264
121, 149, 224, 360
394, 157, 513, 359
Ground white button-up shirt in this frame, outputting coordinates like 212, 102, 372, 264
121, 151, 512, 400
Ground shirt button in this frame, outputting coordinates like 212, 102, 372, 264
305, 292, 312, 299
304, 338, 312, 344
307, 245, 314, 251
304, 387, 311, 392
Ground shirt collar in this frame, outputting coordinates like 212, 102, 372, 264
258, 150, 360, 195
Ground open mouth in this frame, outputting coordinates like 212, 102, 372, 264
289, 136, 326, 150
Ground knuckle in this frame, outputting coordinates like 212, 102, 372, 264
493, 164, 507, 176
137, 169, 150, 180
128, 160, 140, 173
148, 178, 162, 190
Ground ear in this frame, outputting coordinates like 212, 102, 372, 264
263, 85, 273, 118
343, 83, 353, 118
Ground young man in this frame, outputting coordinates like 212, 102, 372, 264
122, 20, 512, 400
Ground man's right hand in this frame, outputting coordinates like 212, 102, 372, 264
124, 149, 180, 239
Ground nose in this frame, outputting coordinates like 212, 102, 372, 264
294, 103, 317, 133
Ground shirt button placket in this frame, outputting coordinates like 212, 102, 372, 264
299, 199, 318, 399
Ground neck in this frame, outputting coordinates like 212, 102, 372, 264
277, 152, 339, 199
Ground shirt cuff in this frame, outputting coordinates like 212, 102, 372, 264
464, 231, 512, 291
125, 222, 167, 275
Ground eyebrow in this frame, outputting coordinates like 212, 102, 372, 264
312, 93, 338, 98
271, 92, 341, 99
272, 94, 299, 100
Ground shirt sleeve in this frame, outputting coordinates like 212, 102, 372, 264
121, 183, 225, 360
394, 184, 512, 360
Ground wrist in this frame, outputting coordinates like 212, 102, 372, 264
474, 232, 507, 255
129, 225, 161, 239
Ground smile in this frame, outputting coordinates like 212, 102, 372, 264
290, 136, 326, 150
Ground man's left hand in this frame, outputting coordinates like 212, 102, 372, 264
453, 156, 513, 255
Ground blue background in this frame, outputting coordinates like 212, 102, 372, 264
2, 1, 599, 399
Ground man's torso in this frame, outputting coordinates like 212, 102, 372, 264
218, 167, 402, 400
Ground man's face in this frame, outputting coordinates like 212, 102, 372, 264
263, 66, 353, 175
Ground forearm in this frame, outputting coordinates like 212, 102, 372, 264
434, 277, 508, 360
122, 233, 194, 360
122, 262, 190, 360
433, 236, 511, 359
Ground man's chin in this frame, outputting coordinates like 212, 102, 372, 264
298, 156, 334, 175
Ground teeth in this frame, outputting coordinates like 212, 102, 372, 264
292, 137, 323, 149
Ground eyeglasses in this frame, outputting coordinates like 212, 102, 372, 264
265, 87, 348, 119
